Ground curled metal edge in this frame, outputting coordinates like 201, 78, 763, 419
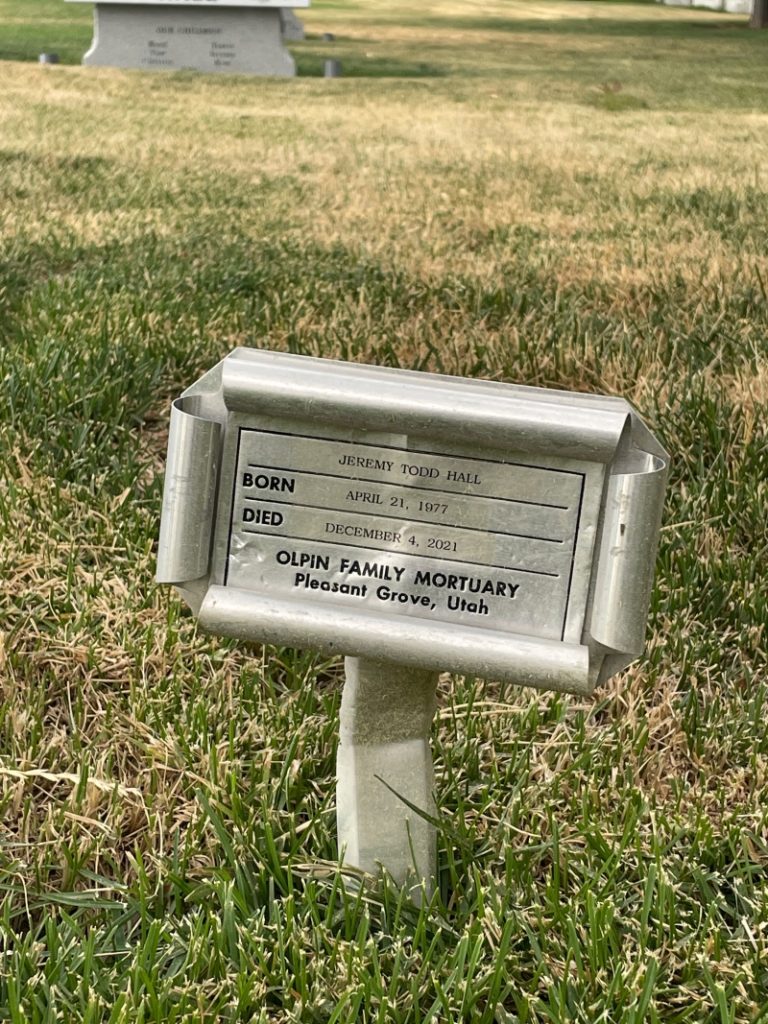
220, 348, 630, 463
196, 586, 593, 695
156, 398, 222, 585
587, 415, 669, 683
589, 458, 667, 653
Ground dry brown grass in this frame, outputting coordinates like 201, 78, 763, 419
1, 2, 768, 1018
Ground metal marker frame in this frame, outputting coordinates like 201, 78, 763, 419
157, 348, 669, 891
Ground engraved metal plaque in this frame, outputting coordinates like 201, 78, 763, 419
157, 349, 669, 695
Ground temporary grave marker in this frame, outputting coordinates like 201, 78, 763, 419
66, 0, 309, 76
157, 348, 669, 894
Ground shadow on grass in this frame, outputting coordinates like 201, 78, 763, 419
0, 23, 90, 64
401, 14, 757, 39
296, 49, 447, 78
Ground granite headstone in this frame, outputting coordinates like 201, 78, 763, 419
66, 0, 309, 76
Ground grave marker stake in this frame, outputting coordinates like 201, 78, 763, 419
157, 348, 669, 893
337, 657, 439, 895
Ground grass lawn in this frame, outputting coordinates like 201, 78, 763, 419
1, 0, 768, 1020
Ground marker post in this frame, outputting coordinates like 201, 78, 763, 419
337, 658, 439, 895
